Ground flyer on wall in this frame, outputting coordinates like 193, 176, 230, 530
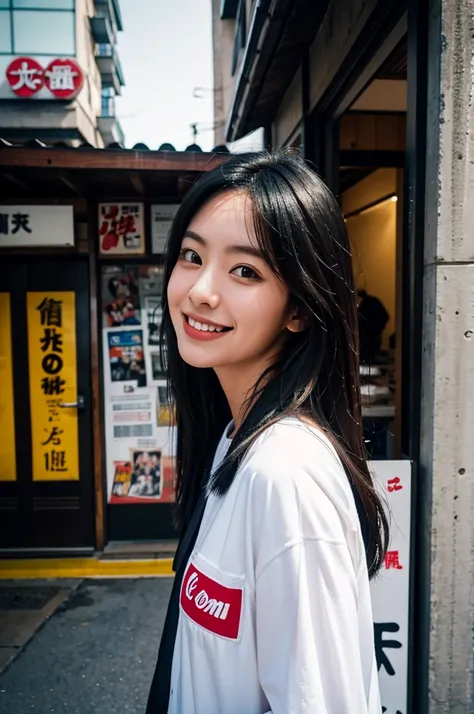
151, 204, 179, 253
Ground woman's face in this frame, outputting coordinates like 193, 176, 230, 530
167, 190, 299, 374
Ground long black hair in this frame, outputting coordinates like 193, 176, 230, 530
160, 150, 388, 578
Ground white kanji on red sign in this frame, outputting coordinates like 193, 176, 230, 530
6, 57, 44, 98
5, 57, 84, 100
44, 59, 84, 99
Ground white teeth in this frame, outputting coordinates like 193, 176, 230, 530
187, 317, 227, 333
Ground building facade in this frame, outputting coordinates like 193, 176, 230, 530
212, 1, 474, 713
0, 0, 125, 147
0, 143, 228, 554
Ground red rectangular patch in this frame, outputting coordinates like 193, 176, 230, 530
180, 562, 243, 640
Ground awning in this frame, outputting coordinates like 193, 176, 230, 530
226, 0, 330, 142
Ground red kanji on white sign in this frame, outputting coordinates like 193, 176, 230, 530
6, 57, 44, 97
384, 550, 403, 570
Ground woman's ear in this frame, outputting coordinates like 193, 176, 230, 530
286, 305, 309, 333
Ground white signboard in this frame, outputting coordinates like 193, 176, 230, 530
370, 460, 412, 714
151, 204, 179, 253
0, 205, 74, 247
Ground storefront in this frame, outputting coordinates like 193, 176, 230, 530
0, 143, 228, 553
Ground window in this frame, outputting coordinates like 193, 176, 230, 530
101, 87, 115, 117
13, 0, 74, 7
231, 0, 246, 76
0, 12, 12, 51
13, 10, 74, 54
0, 1, 75, 55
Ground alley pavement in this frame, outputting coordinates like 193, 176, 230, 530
0, 578, 173, 714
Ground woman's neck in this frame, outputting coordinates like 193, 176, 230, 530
214, 367, 256, 435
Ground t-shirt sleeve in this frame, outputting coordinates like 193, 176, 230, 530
255, 538, 373, 714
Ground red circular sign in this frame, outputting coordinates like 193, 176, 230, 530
44, 58, 84, 99
6, 57, 44, 97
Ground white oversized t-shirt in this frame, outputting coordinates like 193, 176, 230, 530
167, 417, 381, 714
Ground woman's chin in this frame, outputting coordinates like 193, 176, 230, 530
176, 343, 222, 370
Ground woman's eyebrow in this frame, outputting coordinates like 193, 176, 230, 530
183, 230, 264, 260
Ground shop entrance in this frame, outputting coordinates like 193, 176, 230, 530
0, 257, 95, 551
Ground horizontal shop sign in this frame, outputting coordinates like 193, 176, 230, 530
0, 205, 74, 247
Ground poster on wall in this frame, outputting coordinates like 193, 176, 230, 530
151, 204, 179, 253
27, 292, 79, 481
98, 202, 145, 255
108, 330, 147, 387
103, 373, 176, 504
370, 460, 411, 714
101, 263, 175, 506
102, 265, 141, 327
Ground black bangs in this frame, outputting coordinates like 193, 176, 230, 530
161, 149, 389, 578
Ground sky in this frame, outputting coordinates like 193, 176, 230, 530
115, 0, 215, 151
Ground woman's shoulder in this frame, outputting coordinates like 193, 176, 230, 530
243, 417, 349, 494
240, 417, 363, 561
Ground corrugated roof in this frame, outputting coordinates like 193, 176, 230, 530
0, 138, 231, 154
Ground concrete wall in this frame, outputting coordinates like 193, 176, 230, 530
420, 0, 474, 710
75, 0, 103, 147
212, 0, 237, 146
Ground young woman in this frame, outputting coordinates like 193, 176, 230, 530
146, 151, 388, 714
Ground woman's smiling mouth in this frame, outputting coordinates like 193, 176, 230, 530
182, 314, 233, 341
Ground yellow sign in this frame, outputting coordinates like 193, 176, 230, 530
0, 293, 17, 481
27, 292, 79, 481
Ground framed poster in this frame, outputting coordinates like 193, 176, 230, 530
98, 202, 145, 255
151, 204, 179, 253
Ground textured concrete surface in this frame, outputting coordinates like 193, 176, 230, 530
0, 578, 173, 713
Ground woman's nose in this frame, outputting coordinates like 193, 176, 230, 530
188, 269, 221, 309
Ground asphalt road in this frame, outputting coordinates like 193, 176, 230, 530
0, 578, 173, 714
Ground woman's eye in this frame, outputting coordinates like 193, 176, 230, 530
180, 248, 201, 264
232, 265, 260, 280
